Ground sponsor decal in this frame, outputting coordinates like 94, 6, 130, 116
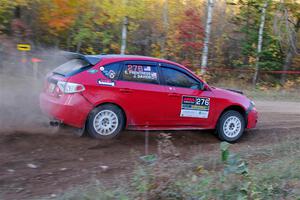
97, 79, 115, 86
99, 66, 105, 71
125, 64, 158, 80
144, 66, 151, 71
87, 69, 98, 74
108, 70, 116, 79
180, 96, 210, 118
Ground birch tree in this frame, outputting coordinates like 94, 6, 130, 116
252, 0, 269, 86
120, 16, 128, 54
161, 0, 169, 58
201, 0, 214, 75
120, 0, 128, 54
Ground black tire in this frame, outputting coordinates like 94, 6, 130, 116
87, 104, 124, 139
216, 110, 245, 142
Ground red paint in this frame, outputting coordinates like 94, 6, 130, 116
40, 92, 93, 128
247, 107, 258, 129
40, 55, 258, 131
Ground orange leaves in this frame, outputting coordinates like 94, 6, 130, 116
47, 17, 74, 32
39, 0, 82, 34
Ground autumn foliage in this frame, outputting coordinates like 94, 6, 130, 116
0, 0, 299, 85
174, 7, 204, 67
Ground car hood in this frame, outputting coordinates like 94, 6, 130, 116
211, 86, 244, 96
210, 86, 250, 105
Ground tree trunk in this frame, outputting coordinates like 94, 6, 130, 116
120, 16, 128, 55
280, 18, 300, 84
243, 1, 250, 66
201, 0, 214, 75
76, 40, 82, 53
252, 1, 268, 86
161, 0, 169, 58
280, 48, 293, 85
67, 33, 71, 51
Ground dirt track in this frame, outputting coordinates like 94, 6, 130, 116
0, 100, 300, 199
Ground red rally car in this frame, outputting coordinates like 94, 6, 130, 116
40, 53, 258, 142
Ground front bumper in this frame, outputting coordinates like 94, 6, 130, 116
247, 107, 258, 129
39, 92, 93, 128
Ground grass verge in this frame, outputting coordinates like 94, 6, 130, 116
57, 133, 300, 200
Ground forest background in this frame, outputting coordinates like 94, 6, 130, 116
0, 0, 299, 88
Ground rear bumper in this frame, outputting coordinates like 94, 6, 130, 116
247, 107, 258, 129
39, 92, 93, 128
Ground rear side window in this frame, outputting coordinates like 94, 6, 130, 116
122, 63, 159, 84
161, 67, 200, 89
54, 59, 90, 76
101, 62, 121, 80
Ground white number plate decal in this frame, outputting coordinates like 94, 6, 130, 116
180, 96, 210, 118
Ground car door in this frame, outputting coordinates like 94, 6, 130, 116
159, 63, 214, 127
117, 60, 166, 127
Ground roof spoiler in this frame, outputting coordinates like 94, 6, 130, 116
60, 51, 101, 65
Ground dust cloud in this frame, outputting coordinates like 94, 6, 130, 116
0, 48, 66, 133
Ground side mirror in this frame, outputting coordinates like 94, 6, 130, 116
200, 83, 209, 91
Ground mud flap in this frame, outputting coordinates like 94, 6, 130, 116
73, 123, 86, 137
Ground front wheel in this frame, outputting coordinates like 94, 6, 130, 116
87, 104, 124, 139
216, 110, 245, 142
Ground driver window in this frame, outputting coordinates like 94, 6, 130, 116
161, 67, 200, 89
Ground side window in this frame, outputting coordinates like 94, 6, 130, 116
161, 67, 200, 89
122, 63, 159, 84
101, 62, 121, 80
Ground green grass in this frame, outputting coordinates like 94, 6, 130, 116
245, 89, 300, 101
57, 134, 300, 200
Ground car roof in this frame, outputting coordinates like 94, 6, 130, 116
98, 55, 199, 78
62, 51, 194, 75
62, 51, 202, 83
88, 54, 184, 66
62, 51, 184, 67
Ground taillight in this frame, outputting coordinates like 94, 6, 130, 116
57, 81, 85, 94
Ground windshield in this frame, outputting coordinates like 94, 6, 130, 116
54, 59, 90, 76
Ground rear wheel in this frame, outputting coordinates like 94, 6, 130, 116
216, 110, 245, 142
87, 104, 124, 139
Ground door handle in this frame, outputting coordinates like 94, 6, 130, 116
120, 88, 133, 93
168, 93, 180, 97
